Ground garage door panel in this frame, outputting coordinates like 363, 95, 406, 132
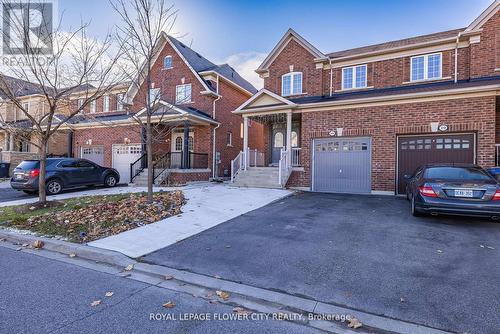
397, 134, 474, 194
313, 137, 371, 194
112, 144, 142, 183
81, 146, 104, 166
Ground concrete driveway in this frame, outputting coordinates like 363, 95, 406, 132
143, 192, 500, 334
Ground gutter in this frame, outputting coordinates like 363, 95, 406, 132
454, 31, 462, 83
212, 74, 221, 179
329, 58, 333, 97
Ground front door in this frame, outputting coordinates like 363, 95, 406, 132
271, 128, 285, 164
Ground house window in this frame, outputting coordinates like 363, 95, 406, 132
19, 140, 30, 152
149, 88, 160, 105
173, 134, 194, 151
103, 95, 110, 112
176, 84, 192, 104
164, 56, 173, 69
90, 100, 96, 113
342, 65, 367, 90
411, 53, 442, 81
116, 93, 124, 110
281, 72, 302, 96
175, 136, 183, 151
227, 132, 232, 147
23, 102, 30, 113
291, 131, 298, 147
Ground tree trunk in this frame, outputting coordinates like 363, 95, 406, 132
146, 114, 153, 202
38, 138, 48, 204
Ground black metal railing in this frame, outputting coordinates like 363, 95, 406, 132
130, 153, 147, 183
131, 151, 209, 184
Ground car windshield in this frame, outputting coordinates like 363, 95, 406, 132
424, 167, 492, 181
16, 161, 39, 169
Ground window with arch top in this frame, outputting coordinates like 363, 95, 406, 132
281, 72, 302, 96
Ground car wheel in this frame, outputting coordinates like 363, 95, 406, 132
46, 179, 63, 195
411, 194, 422, 217
104, 174, 117, 187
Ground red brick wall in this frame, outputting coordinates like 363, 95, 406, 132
470, 10, 500, 78
131, 39, 215, 114
264, 38, 323, 98
165, 171, 212, 186
288, 96, 497, 192
73, 125, 142, 167
496, 96, 500, 144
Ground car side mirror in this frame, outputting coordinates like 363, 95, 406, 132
403, 174, 412, 180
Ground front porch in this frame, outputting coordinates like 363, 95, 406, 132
129, 102, 216, 186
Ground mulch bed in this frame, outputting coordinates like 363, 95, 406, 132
8, 191, 185, 243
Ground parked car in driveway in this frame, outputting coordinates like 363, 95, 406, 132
10, 158, 120, 195
404, 164, 500, 220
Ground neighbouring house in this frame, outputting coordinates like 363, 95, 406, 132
232, 1, 500, 194
57, 33, 263, 185
0, 75, 70, 176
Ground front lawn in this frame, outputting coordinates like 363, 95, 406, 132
0, 191, 185, 242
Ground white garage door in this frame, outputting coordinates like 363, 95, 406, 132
81, 146, 104, 166
312, 137, 372, 194
112, 144, 142, 183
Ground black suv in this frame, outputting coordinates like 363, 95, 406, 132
10, 158, 120, 195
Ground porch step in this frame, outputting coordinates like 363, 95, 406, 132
131, 168, 170, 187
232, 167, 283, 189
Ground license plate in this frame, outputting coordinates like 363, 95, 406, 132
14, 174, 23, 180
454, 189, 473, 198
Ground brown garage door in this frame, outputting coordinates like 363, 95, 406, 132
397, 133, 475, 194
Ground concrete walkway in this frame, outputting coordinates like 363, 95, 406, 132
89, 184, 292, 258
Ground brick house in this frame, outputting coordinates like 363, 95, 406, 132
232, 1, 500, 194
61, 32, 263, 185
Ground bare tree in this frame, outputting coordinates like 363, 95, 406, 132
0, 1, 126, 204
111, 0, 178, 202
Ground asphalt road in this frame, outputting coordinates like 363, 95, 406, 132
0, 246, 322, 334
144, 192, 500, 334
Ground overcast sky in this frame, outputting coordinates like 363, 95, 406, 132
59, 0, 494, 89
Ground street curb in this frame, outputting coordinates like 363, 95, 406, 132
0, 230, 455, 334
0, 230, 132, 267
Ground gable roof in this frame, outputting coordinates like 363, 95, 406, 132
256, 28, 327, 74
234, 88, 297, 113
0, 74, 45, 98
126, 33, 256, 102
465, 0, 499, 32
327, 28, 465, 59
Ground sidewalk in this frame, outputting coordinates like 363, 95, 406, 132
89, 184, 292, 258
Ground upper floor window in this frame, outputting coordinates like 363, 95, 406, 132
227, 132, 232, 147
90, 100, 96, 113
281, 72, 302, 96
103, 95, 110, 112
149, 88, 160, 105
164, 56, 173, 69
77, 98, 84, 112
411, 53, 442, 81
176, 84, 192, 104
22, 102, 29, 113
342, 64, 367, 90
116, 93, 124, 110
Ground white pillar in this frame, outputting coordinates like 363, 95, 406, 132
9, 133, 15, 151
286, 111, 292, 167
243, 116, 249, 169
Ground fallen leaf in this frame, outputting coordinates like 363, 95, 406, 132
124, 264, 134, 271
486, 246, 495, 250
480, 244, 485, 248
22, 243, 29, 247
69, 253, 76, 258
164, 275, 174, 280
0, 238, 6, 242
348, 317, 363, 329
32, 240, 44, 249
400, 297, 406, 303
216, 290, 230, 301
437, 249, 443, 253
90, 300, 101, 307
214, 275, 221, 279
105, 291, 114, 297
163, 301, 175, 308
15, 247, 22, 251
208, 300, 218, 304
29, 206, 36, 211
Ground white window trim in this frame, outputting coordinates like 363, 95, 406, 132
175, 84, 192, 104
227, 132, 233, 147
116, 93, 124, 111
341, 64, 367, 90
90, 100, 96, 113
171, 131, 194, 152
410, 52, 442, 82
163, 55, 173, 69
103, 95, 110, 112
281, 72, 303, 96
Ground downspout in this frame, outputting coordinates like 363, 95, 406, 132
454, 32, 462, 84
329, 58, 333, 96
212, 74, 221, 179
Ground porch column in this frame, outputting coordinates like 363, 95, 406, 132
9, 133, 14, 151
182, 120, 189, 169
243, 116, 248, 169
286, 111, 292, 167
67, 131, 73, 158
